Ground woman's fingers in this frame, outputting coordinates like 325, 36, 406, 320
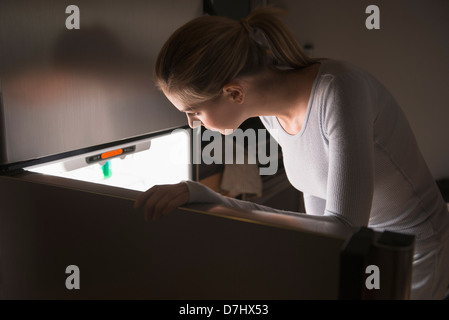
157, 190, 190, 219
134, 185, 157, 209
144, 188, 173, 221
134, 182, 189, 221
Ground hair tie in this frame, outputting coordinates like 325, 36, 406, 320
240, 18, 252, 34
240, 19, 275, 63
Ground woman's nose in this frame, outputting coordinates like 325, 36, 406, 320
187, 114, 202, 129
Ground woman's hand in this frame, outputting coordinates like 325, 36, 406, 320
134, 182, 190, 221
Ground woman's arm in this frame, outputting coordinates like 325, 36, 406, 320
320, 74, 376, 227
303, 193, 326, 215
184, 179, 305, 217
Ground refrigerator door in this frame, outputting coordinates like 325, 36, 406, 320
0, 0, 201, 167
0, 172, 413, 299
0, 172, 353, 300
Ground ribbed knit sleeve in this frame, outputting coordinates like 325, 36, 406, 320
303, 193, 326, 215
320, 75, 375, 227
182, 179, 305, 217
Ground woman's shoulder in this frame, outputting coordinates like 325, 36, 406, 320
317, 59, 380, 95
319, 59, 370, 79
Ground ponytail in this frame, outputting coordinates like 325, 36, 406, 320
154, 6, 320, 106
242, 6, 318, 68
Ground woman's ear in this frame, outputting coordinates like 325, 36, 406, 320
223, 84, 245, 104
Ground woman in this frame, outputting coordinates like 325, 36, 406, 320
134, 7, 449, 299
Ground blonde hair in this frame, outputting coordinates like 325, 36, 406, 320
154, 6, 320, 106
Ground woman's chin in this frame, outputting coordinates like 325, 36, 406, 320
221, 128, 236, 135
202, 124, 236, 135
204, 126, 232, 135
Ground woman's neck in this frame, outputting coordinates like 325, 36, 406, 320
244, 63, 321, 135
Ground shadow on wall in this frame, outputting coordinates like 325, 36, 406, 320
52, 25, 151, 74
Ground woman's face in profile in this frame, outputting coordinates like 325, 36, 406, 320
163, 89, 247, 135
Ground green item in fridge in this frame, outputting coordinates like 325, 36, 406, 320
102, 161, 112, 179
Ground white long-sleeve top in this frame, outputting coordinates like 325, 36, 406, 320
184, 59, 449, 299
